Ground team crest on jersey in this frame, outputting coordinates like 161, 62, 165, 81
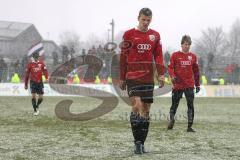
188, 56, 192, 61
149, 35, 155, 41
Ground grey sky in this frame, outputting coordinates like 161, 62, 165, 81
0, 0, 239, 50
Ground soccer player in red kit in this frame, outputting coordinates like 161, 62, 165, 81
167, 35, 200, 132
25, 52, 48, 116
119, 8, 165, 154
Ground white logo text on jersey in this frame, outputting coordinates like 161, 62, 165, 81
181, 61, 191, 65
137, 44, 151, 53
33, 67, 41, 72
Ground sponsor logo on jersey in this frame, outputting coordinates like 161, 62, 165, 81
33, 67, 41, 72
181, 61, 191, 65
137, 44, 151, 53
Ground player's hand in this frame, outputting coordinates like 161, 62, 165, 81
195, 86, 200, 93
45, 79, 49, 83
171, 77, 178, 84
157, 75, 165, 88
119, 80, 126, 90
24, 85, 28, 90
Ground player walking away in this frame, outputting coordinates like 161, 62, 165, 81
119, 8, 165, 154
24, 52, 48, 116
167, 35, 200, 132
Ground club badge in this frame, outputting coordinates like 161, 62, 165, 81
149, 35, 155, 41
188, 56, 192, 61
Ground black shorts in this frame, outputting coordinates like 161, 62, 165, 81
30, 80, 44, 94
126, 80, 154, 103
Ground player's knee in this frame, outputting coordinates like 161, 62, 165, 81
170, 108, 175, 113
143, 104, 150, 111
142, 105, 149, 112
132, 104, 139, 112
172, 102, 179, 108
143, 108, 150, 114
134, 98, 142, 107
187, 98, 194, 106
38, 94, 43, 98
143, 111, 150, 118
175, 102, 179, 106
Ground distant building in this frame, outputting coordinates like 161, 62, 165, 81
42, 40, 61, 65
0, 20, 60, 60
0, 21, 42, 58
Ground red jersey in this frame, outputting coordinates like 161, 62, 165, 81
168, 51, 200, 90
24, 60, 48, 86
120, 28, 164, 83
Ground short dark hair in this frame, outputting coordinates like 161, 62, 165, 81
32, 52, 39, 59
138, 8, 152, 18
181, 35, 192, 45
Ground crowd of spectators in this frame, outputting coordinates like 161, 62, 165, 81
0, 48, 239, 85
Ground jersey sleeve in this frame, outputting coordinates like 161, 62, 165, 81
119, 32, 129, 81
193, 55, 200, 87
168, 53, 176, 78
24, 63, 31, 87
42, 63, 49, 80
153, 33, 165, 76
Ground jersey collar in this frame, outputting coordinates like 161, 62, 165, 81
32, 59, 39, 63
180, 50, 190, 54
135, 27, 149, 33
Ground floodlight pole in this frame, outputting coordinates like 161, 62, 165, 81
110, 19, 114, 43
107, 29, 111, 42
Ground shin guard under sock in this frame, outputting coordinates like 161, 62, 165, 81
141, 117, 150, 144
37, 98, 43, 108
130, 112, 141, 143
32, 98, 37, 111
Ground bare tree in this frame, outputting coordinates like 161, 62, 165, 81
193, 27, 228, 79
193, 27, 227, 56
59, 30, 82, 55
84, 33, 105, 50
227, 19, 240, 57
